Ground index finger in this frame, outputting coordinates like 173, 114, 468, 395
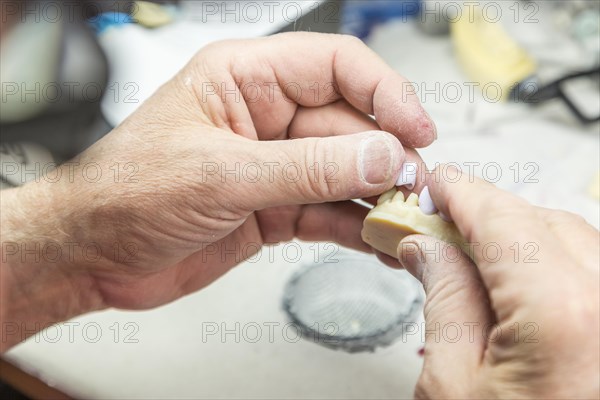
226, 32, 437, 148
424, 165, 568, 292
426, 165, 543, 245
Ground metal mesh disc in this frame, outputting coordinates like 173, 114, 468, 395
283, 251, 423, 352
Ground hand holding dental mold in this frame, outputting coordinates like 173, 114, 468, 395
388, 166, 599, 399
0, 33, 435, 351
1, 30, 597, 400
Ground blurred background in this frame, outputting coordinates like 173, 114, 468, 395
1, 1, 599, 399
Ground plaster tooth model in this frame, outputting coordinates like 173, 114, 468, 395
361, 189, 467, 258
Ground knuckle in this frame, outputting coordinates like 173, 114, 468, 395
195, 39, 237, 57
300, 139, 340, 200
545, 209, 586, 226
474, 193, 530, 227
339, 33, 363, 48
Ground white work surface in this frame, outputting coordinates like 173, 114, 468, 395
6, 245, 424, 399
5, 9, 600, 400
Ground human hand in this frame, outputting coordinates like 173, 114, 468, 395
1, 32, 436, 349
397, 167, 599, 399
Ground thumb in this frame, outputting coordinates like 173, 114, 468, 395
239, 131, 405, 210
398, 235, 494, 394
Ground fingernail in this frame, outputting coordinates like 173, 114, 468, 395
396, 162, 418, 189
418, 186, 437, 215
439, 211, 452, 222
359, 134, 395, 185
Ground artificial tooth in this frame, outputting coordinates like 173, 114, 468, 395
392, 191, 405, 203
405, 193, 419, 206
418, 186, 438, 215
377, 189, 396, 205
361, 190, 468, 259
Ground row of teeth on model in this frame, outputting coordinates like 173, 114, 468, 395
373, 162, 452, 221
377, 187, 450, 221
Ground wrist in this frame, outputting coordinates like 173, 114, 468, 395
1, 183, 105, 352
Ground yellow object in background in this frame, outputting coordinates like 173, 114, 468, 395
451, 6, 536, 101
132, 1, 174, 28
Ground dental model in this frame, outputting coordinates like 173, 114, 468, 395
362, 189, 467, 258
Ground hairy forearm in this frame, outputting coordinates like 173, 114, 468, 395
0, 184, 104, 352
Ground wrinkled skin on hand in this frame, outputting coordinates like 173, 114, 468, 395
396, 167, 600, 399
2, 32, 435, 312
